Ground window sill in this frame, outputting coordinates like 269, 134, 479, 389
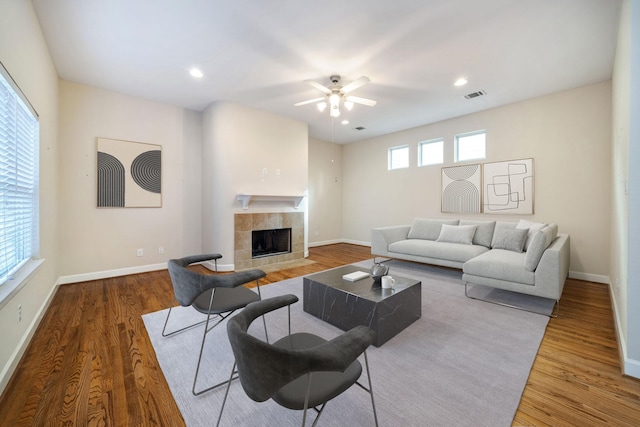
0, 259, 45, 310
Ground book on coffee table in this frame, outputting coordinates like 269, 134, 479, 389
342, 271, 370, 282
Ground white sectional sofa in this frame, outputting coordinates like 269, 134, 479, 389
371, 218, 570, 308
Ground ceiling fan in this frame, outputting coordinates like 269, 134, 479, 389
294, 75, 377, 117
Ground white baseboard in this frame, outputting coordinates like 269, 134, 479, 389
607, 279, 640, 380
308, 239, 343, 247
0, 278, 58, 396
568, 270, 609, 284
58, 263, 168, 285
309, 238, 372, 248
341, 239, 371, 247
624, 357, 640, 379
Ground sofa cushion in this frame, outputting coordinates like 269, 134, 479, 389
463, 249, 535, 285
491, 228, 528, 253
389, 239, 488, 263
407, 218, 459, 241
524, 224, 559, 271
459, 220, 496, 248
436, 224, 477, 245
516, 219, 546, 251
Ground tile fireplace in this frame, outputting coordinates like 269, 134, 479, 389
234, 212, 304, 270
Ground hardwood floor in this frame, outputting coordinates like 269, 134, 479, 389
0, 243, 638, 426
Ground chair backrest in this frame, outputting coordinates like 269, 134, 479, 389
226, 294, 375, 403
167, 254, 266, 307
226, 294, 307, 402
167, 258, 211, 306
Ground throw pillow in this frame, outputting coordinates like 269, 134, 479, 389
491, 228, 528, 253
407, 218, 460, 241
516, 219, 546, 251
436, 224, 478, 245
524, 224, 559, 271
459, 220, 496, 248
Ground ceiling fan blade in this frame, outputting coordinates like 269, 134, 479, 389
294, 97, 326, 106
345, 95, 377, 107
341, 76, 370, 94
304, 80, 332, 94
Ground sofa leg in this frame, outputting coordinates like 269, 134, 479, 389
464, 282, 559, 318
551, 300, 560, 318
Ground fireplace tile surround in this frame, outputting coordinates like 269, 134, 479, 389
234, 212, 304, 270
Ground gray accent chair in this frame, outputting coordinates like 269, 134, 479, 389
162, 253, 267, 396
217, 294, 378, 427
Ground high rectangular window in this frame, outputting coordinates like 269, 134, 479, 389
418, 138, 444, 166
455, 130, 486, 162
388, 145, 409, 170
0, 63, 39, 286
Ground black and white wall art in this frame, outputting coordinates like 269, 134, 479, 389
483, 158, 533, 214
441, 164, 481, 213
97, 137, 162, 208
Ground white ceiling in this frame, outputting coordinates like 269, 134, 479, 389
32, 0, 622, 144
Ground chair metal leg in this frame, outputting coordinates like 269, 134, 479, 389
192, 290, 239, 396
302, 373, 313, 427
363, 351, 379, 426
191, 279, 267, 396
353, 350, 378, 426
216, 361, 237, 427
311, 403, 327, 427
162, 297, 209, 337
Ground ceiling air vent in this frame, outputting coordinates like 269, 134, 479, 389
464, 90, 486, 99
354, 126, 366, 131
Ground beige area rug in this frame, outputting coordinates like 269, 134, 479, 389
252, 258, 317, 273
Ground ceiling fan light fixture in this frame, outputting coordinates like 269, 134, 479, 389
329, 93, 341, 107
295, 75, 376, 117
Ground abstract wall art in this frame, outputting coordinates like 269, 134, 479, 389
97, 137, 162, 208
441, 164, 481, 213
483, 158, 533, 214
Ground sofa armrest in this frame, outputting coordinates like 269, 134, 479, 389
371, 225, 411, 256
534, 234, 570, 300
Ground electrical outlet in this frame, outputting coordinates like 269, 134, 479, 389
17, 304, 22, 324
158, 246, 164, 254
137, 248, 143, 257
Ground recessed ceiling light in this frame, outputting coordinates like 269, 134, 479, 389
189, 68, 204, 78
454, 78, 468, 86
341, 120, 349, 125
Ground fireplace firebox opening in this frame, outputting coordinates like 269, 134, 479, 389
252, 228, 292, 258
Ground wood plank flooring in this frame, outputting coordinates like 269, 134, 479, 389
0, 243, 638, 426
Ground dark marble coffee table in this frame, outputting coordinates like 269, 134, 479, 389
303, 265, 421, 346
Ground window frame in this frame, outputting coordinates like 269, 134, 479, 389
388, 144, 410, 170
418, 138, 444, 167
0, 61, 42, 307
454, 130, 486, 163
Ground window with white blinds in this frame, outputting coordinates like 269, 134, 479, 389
0, 63, 39, 286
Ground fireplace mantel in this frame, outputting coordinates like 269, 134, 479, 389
236, 193, 305, 210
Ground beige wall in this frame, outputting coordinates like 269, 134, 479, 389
612, 0, 631, 361
201, 102, 309, 270
342, 82, 612, 279
57, 81, 203, 278
308, 137, 343, 245
0, 0, 60, 392
611, 0, 640, 378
